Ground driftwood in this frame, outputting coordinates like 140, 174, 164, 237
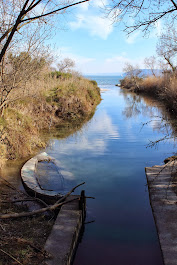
0, 182, 85, 219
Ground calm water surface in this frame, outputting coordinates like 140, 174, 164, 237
45, 75, 176, 265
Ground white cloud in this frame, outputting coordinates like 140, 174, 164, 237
105, 54, 145, 71
69, 14, 113, 39
56, 111, 119, 155
69, 15, 84, 30
77, 0, 108, 11
52, 48, 146, 74
125, 31, 140, 44
68, 0, 113, 40
91, 0, 108, 8
51, 46, 96, 71
149, 20, 162, 38
155, 21, 162, 36
106, 55, 130, 64
78, 1, 89, 11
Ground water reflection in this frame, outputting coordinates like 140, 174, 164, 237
0, 159, 27, 189
2, 79, 177, 265
0, 113, 96, 188
121, 89, 177, 147
121, 91, 158, 118
44, 85, 176, 265
50, 110, 119, 156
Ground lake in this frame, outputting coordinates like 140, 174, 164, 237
43, 75, 177, 265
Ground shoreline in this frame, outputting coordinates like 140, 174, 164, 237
120, 79, 177, 264
0, 75, 101, 264
120, 75, 177, 116
0, 75, 101, 168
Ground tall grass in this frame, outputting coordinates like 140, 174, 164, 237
0, 73, 101, 167
120, 74, 177, 113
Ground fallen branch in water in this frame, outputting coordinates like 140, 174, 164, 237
0, 182, 85, 219
53, 182, 85, 205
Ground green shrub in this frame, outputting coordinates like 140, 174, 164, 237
90, 80, 97, 86
50, 71, 72, 79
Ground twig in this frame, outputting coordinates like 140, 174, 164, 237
53, 182, 85, 206
0, 223, 6, 231
0, 197, 79, 219
1, 198, 49, 208
0, 248, 23, 264
0, 182, 85, 219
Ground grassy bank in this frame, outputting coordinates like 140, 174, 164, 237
120, 74, 177, 114
0, 68, 101, 264
0, 73, 101, 167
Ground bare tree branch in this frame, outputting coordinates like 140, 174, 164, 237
0, 182, 85, 219
107, 0, 177, 34
21, 0, 90, 22
0, 0, 90, 63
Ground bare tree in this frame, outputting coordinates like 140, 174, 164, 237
121, 63, 142, 90
0, 0, 90, 111
123, 63, 142, 78
0, 11, 53, 111
0, 0, 90, 63
144, 56, 158, 76
107, 0, 177, 34
57, 58, 75, 73
156, 26, 177, 73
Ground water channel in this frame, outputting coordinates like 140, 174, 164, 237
3, 76, 177, 264
45, 75, 177, 265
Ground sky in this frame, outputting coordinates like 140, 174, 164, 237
49, 0, 162, 75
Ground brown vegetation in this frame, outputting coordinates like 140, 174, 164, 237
120, 73, 177, 114
0, 174, 84, 264
0, 60, 101, 167
0, 182, 54, 265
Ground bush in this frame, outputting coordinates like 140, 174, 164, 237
90, 80, 98, 86
50, 71, 72, 79
121, 73, 177, 114
138, 76, 164, 95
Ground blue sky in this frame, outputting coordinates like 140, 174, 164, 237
50, 0, 162, 74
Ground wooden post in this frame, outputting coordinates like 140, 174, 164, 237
79, 190, 86, 222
